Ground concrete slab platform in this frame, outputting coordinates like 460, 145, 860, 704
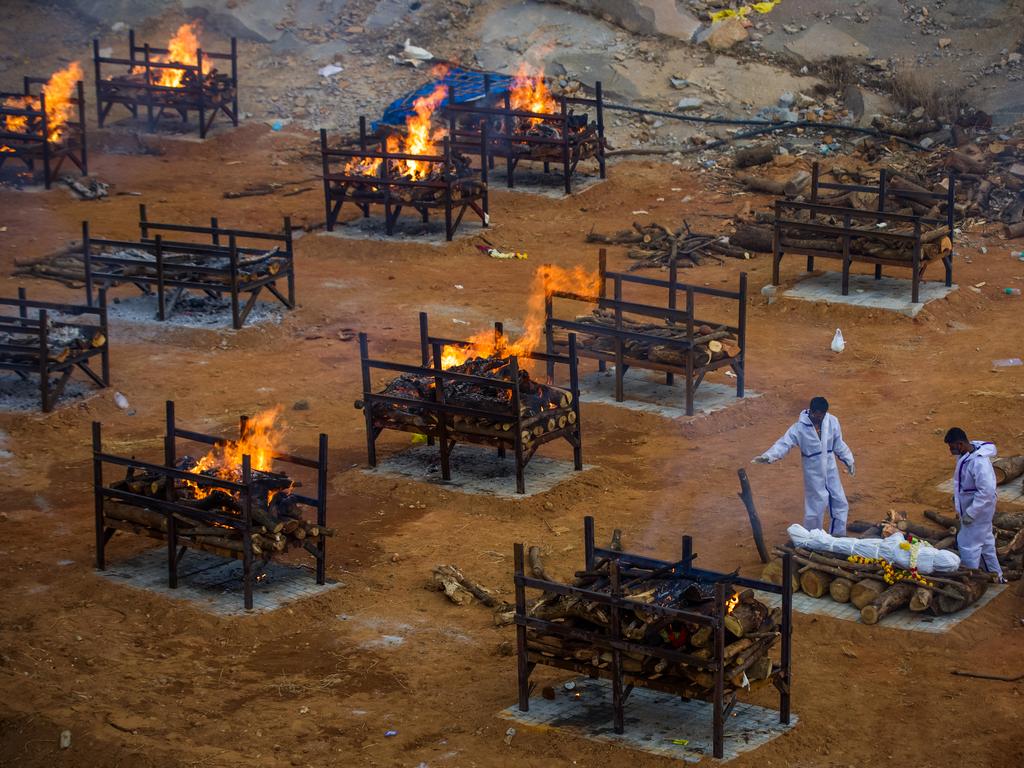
579, 368, 758, 419
498, 677, 797, 763
97, 547, 343, 616
364, 444, 591, 498
0, 377, 99, 413
936, 477, 1024, 506
489, 169, 606, 198
757, 585, 1005, 633
317, 214, 485, 246
107, 294, 284, 330
780, 272, 958, 317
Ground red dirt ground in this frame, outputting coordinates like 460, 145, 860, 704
1, 124, 1022, 767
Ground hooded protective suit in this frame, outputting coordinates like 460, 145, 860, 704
952, 440, 1003, 577
760, 411, 854, 535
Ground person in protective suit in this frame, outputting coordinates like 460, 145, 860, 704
944, 427, 1004, 581
753, 396, 855, 535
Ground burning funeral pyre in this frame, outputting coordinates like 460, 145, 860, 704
371, 353, 576, 445
100, 406, 331, 560
93, 23, 239, 137
445, 64, 606, 193
0, 63, 88, 187
320, 72, 487, 239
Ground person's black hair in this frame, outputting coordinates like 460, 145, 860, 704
944, 427, 968, 444
809, 396, 829, 413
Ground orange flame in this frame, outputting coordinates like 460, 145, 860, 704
139, 22, 213, 88
344, 69, 450, 181
2, 62, 82, 144
725, 591, 740, 614
188, 406, 285, 498
440, 264, 601, 368
509, 63, 556, 125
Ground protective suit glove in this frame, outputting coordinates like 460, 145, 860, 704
961, 513, 974, 526
751, 455, 770, 464
847, 463, 856, 477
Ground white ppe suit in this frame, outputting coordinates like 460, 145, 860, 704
952, 440, 1003, 578
760, 410, 854, 535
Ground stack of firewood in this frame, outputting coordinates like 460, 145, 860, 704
364, 355, 575, 445
586, 221, 751, 270
106, 69, 233, 101
925, 136, 1024, 236
526, 553, 781, 696
13, 245, 287, 288
0, 319, 105, 363
556, 313, 739, 368
104, 462, 332, 559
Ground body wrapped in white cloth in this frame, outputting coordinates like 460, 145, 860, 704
787, 524, 961, 574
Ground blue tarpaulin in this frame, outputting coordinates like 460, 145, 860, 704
374, 67, 514, 130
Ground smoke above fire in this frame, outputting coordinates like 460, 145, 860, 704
441, 264, 602, 368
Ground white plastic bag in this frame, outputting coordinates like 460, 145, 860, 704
830, 328, 845, 353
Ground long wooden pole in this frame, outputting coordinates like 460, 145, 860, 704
738, 468, 769, 563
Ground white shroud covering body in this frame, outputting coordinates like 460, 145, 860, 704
787, 524, 961, 574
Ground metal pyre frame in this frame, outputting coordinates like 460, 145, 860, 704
320, 122, 489, 240
93, 30, 239, 138
545, 250, 747, 416
0, 76, 88, 188
93, 401, 329, 611
444, 78, 606, 195
82, 204, 295, 329
773, 163, 957, 303
0, 288, 110, 412
514, 516, 794, 760
357, 312, 583, 494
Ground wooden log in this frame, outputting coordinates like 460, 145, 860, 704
728, 224, 773, 253
800, 569, 834, 598
861, 583, 916, 624
829, 577, 854, 603
909, 587, 933, 612
724, 601, 767, 638
993, 456, 1024, 485
761, 559, 799, 593
737, 468, 769, 563
998, 528, 1024, 558
690, 624, 713, 648
528, 546, 549, 581
432, 564, 507, 609
994, 513, 1024, 531
850, 579, 886, 609
936, 578, 987, 614
733, 144, 775, 169
925, 510, 960, 530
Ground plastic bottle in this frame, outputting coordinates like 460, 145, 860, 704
1004, 287, 1021, 296
1013, 251, 1024, 261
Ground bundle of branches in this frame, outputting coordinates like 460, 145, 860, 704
556, 313, 739, 368
0, 317, 105, 364
367, 355, 575, 444
586, 221, 751, 270
105, 461, 332, 559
